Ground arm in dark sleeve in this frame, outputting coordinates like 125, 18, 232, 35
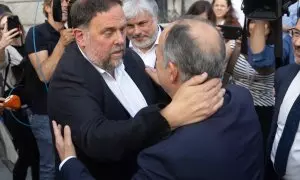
48, 72, 171, 163
61, 158, 95, 180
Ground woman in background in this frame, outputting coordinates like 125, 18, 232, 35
231, 20, 275, 147
185, 0, 216, 24
0, 11, 39, 180
212, 0, 240, 26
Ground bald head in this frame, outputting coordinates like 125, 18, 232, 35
160, 19, 225, 81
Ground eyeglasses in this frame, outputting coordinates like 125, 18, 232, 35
289, 28, 300, 39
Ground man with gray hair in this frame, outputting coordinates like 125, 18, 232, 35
48, 0, 225, 179
123, 0, 162, 68
51, 19, 264, 180
131, 18, 264, 180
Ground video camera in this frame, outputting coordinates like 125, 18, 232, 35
242, 0, 298, 20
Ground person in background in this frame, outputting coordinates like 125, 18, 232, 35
24, 0, 74, 178
0, 11, 40, 180
123, 0, 162, 68
229, 20, 275, 148
185, 0, 216, 24
282, 1, 299, 33
212, 0, 240, 26
266, 18, 300, 180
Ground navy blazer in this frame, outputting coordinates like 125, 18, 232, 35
265, 64, 300, 180
60, 85, 264, 180
48, 42, 171, 180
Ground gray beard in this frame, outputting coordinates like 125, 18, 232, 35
131, 27, 159, 50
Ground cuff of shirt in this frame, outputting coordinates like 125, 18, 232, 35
59, 156, 77, 171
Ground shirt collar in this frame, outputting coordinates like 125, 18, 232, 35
129, 25, 161, 49
77, 44, 125, 75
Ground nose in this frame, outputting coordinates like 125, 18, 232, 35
133, 26, 142, 35
116, 30, 125, 45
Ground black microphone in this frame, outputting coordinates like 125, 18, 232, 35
53, 0, 62, 22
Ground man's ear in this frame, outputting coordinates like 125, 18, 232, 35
74, 28, 85, 48
167, 61, 179, 83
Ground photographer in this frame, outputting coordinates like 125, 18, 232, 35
24, 0, 74, 178
0, 12, 39, 180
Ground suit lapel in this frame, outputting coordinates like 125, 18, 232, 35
123, 49, 154, 105
268, 64, 300, 155
71, 43, 131, 117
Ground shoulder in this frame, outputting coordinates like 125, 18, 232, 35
226, 84, 252, 100
25, 23, 49, 50
276, 64, 300, 80
26, 23, 47, 39
5, 46, 23, 64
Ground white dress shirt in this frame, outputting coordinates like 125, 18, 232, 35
271, 71, 300, 180
59, 46, 149, 170
129, 26, 161, 68
78, 45, 148, 117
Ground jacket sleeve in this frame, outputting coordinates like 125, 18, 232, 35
60, 158, 96, 180
48, 71, 171, 163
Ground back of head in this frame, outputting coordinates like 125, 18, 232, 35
163, 19, 225, 82
70, 0, 122, 28
186, 0, 216, 24
123, 0, 158, 21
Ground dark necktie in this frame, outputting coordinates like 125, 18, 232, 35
274, 94, 300, 178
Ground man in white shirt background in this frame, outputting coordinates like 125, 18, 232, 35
266, 18, 300, 180
123, 0, 162, 68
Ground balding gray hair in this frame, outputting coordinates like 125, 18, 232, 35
122, 0, 158, 21
163, 20, 226, 82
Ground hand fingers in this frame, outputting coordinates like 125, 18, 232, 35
64, 125, 76, 157
211, 95, 224, 113
145, 67, 157, 77
208, 88, 225, 110
52, 121, 64, 146
64, 125, 73, 146
8, 31, 20, 39
7, 28, 19, 35
0, 97, 5, 102
145, 67, 160, 85
199, 78, 222, 92
181, 73, 208, 87
197, 82, 223, 103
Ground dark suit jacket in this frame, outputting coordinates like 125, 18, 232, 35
59, 85, 264, 180
265, 64, 300, 180
48, 42, 171, 180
